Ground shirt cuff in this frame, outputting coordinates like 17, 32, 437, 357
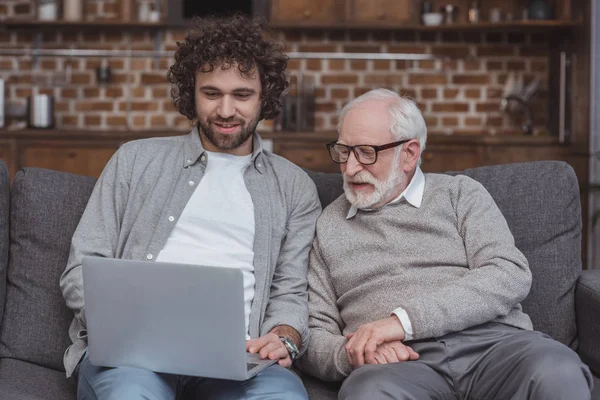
392, 307, 413, 341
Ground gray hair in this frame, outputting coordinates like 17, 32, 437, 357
337, 89, 427, 164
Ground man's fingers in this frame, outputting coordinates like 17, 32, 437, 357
277, 356, 292, 368
382, 346, 399, 363
364, 339, 378, 365
391, 343, 411, 361
373, 352, 387, 365
247, 333, 278, 354
407, 346, 420, 360
259, 341, 281, 359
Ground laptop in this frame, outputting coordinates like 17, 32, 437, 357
82, 256, 276, 380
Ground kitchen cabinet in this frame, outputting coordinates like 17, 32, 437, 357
268, 0, 577, 28
270, 0, 343, 25
0, 140, 15, 181
346, 0, 418, 25
274, 140, 338, 173
0, 129, 578, 179
18, 141, 119, 178
420, 144, 481, 173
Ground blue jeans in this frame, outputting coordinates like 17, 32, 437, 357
76, 353, 308, 400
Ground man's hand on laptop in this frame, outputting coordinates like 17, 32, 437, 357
246, 325, 301, 368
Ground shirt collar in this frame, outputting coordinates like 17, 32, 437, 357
346, 166, 425, 219
183, 125, 265, 173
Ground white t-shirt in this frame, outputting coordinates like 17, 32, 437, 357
156, 150, 255, 338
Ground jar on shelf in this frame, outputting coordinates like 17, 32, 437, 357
38, 0, 58, 21
63, 0, 83, 21
137, 0, 151, 22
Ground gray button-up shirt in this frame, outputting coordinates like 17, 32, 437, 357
60, 127, 321, 377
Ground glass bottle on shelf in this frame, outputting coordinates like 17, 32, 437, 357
63, 0, 83, 21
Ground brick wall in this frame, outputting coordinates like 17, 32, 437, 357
1, 1, 550, 135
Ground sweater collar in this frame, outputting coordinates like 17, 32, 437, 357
346, 167, 425, 219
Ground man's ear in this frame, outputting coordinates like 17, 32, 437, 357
402, 140, 421, 172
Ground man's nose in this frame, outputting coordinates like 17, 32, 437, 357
217, 96, 235, 119
344, 150, 363, 176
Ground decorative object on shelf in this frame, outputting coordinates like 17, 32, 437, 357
27, 95, 54, 129
63, 0, 83, 21
528, 0, 553, 20
442, 4, 458, 24
276, 73, 315, 132
137, 0, 151, 22
38, 0, 58, 21
489, 7, 503, 22
500, 72, 541, 135
422, 12, 443, 26
468, 1, 479, 23
421, 0, 433, 15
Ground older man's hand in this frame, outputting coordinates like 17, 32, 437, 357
345, 316, 407, 368
366, 341, 419, 365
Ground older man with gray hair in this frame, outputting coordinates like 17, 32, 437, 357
297, 88, 593, 399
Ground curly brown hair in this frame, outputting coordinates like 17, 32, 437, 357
167, 14, 289, 121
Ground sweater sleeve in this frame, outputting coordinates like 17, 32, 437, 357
59, 146, 131, 330
296, 236, 353, 382
260, 173, 321, 354
399, 176, 532, 340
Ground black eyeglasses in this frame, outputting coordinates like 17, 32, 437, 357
326, 139, 410, 165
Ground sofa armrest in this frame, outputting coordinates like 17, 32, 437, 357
576, 269, 600, 375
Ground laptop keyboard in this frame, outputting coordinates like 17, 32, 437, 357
247, 362, 259, 371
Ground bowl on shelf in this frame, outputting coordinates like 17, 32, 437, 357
422, 12, 443, 26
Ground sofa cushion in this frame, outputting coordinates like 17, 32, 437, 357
0, 358, 76, 400
0, 168, 96, 371
452, 161, 581, 348
0, 160, 9, 328
306, 161, 581, 349
304, 170, 343, 209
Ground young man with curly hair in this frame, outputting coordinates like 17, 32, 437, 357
60, 15, 320, 400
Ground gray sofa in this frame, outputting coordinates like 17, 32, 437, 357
0, 158, 598, 400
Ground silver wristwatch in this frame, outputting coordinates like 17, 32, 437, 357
279, 336, 299, 360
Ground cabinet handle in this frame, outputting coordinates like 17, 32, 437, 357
303, 10, 312, 18
304, 155, 315, 162
68, 152, 77, 158
376, 11, 385, 19
425, 153, 434, 161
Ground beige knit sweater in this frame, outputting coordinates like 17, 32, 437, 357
297, 173, 533, 382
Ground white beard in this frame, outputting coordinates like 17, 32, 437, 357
343, 165, 406, 209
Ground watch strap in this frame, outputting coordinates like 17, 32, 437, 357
279, 336, 299, 360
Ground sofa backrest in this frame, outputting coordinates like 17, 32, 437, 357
306, 160, 582, 349
0, 160, 582, 372
0, 160, 9, 328
0, 168, 96, 372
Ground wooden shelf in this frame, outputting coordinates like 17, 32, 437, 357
1, 18, 580, 32
1, 19, 168, 30
269, 19, 581, 31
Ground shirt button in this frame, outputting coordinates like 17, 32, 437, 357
257, 163, 262, 168
186, 159, 192, 164
188, 180, 195, 186
146, 254, 153, 260
201, 155, 206, 162
168, 216, 174, 222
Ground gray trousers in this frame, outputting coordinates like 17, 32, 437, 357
339, 323, 593, 400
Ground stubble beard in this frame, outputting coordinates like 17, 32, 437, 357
198, 114, 261, 151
